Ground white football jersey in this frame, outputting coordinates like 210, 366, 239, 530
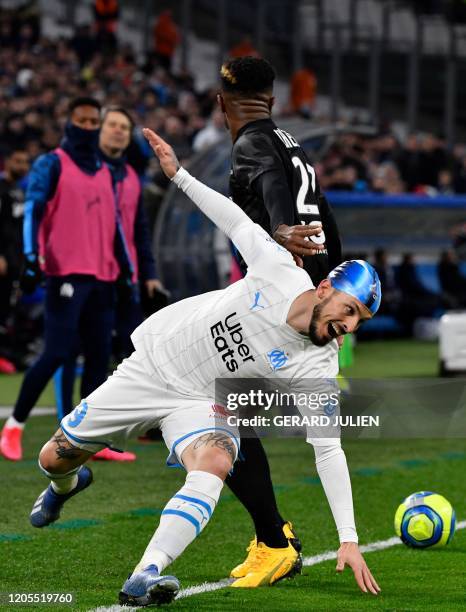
132, 218, 338, 399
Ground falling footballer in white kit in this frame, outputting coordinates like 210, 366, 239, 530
60, 167, 357, 544
131, 174, 339, 396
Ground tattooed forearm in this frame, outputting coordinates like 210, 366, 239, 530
193, 433, 236, 461
52, 433, 82, 460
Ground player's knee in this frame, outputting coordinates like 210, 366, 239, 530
183, 443, 233, 480
38, 429, 85, 474
202, 447, 233, 480
38, 442, 61, 474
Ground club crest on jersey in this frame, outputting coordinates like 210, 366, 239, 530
267, 349, 288, 371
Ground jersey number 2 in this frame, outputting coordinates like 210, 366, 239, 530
292, 156, 325, 245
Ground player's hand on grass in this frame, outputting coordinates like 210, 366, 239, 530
336, 542, 381, 595
143, 128, 180, 179
273, 223, 325, 258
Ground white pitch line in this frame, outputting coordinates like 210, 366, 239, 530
0, 406, 55, 418
175, 578, 232, 598
89, 520, 466, 612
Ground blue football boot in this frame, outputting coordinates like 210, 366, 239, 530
119, 564, 180, 607
30, 465, 93, 528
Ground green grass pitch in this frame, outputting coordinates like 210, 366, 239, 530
1, 340, 465, 611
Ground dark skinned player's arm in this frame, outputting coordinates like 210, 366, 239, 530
251, 167, 295, 233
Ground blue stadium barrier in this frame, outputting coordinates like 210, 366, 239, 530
326, 192, 466, 209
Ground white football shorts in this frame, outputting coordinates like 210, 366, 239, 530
60, 350, 240, 467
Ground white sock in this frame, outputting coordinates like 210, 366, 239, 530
5, 416, 25, 430
134, 550, 172, 574
38, 460, 80, 494
135, 470, 223, 573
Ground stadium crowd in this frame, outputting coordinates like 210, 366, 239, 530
1, 5, 466, 377
317, 132, 466, 195
3, 7, 466, 195
0, 15, 223, 179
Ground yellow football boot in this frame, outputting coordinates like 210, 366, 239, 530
230, 541, 298, 587
230, 536, 258, 579
230, 521, 302, 580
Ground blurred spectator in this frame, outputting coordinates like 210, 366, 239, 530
0, 18, 16, 47
71, 24, 97, 67
373, 248, 400, 315
16, 22, 35, 50
437, 168, 455, 195
153, 10, 180, 71
289, 67, 317, 118
396, 253, 440, 334
371, 162, 405, 194
229, 37, 260, 58
438, 250, 466, 308
0, 147, 30, 327
93, 0, 119, 52
2, 114, 27, 151
192, 109, 225, 153
451, 222, 466, 260
453, 155, 466, 193
325, 165, 359, 191
417, 133, 448, 187
159, 115, 192, 163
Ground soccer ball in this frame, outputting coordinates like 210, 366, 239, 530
394, 491, 456, 548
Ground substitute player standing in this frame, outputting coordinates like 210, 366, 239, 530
29, 129, 381, 607
0, 98, 119, 462
217, 56, 343, 585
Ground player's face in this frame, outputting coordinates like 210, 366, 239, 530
100, 111, 132, 152
308, 288, 371, 346
71, 105, 101, 130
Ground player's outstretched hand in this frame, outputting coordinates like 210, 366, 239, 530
336, 542, 381, 595
143, 128, 180, 179
273, 223, 325, 258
